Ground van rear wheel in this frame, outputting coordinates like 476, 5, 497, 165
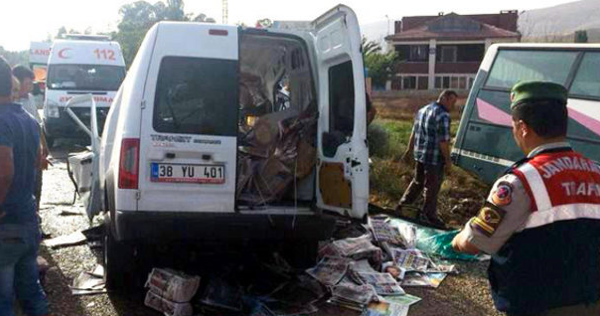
45, 135, 55, 149
103, 220, 135, 291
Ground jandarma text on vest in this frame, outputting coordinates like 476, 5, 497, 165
539, 156, 600, 179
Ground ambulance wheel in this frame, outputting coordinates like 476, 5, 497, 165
103, 218, 135, 291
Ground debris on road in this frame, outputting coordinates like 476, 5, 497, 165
146, 268, 201, 303
306, 256, 352, 286
144, 268, 201, 316
145, 290, 194, 316
197, 277, 244, 313
42, 225, 104, 248
236, 107, 318, 206
402, 272, 447, 289
366, 300, 409, 316
71, 270, 106, 296
43, 231, 86, 248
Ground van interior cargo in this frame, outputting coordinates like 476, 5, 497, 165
237, 32, 317, 208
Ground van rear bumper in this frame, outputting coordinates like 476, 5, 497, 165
113, 210, 337, 242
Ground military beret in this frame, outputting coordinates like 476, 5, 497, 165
510, 81, 568, 109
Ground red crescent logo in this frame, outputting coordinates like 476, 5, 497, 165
58, 48, 72, 59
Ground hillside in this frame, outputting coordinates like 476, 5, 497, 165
519, 0, 600, 39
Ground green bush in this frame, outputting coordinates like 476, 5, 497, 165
368, 123, 390, 158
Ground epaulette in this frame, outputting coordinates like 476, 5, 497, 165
503, 157, 530, 175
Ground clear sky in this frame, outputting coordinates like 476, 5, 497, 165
1, 0, 577, 51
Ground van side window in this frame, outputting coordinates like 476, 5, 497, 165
570, 52, 600, 98
485, 50, 578, 89
153, 56, 238, 136
328, 61, 355, 137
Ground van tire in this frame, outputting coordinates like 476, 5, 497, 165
103, 219, 135, 291
45, 135, 55, 149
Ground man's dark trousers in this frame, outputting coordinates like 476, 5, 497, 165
399, 161, 444, 218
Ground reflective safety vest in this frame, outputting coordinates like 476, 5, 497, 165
489, 149, 600, 316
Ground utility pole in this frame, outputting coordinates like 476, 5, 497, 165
222, 0, 229, 24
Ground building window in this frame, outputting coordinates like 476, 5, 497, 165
418, 77, 428, 90
459, 77, 467, 90
434, 77, 442, 89
468, 77, 475, 90
443, 76, 450, 89
409, 45, 429, 62
450, 77, 459, 89
441, 46, 457, 63
392, 77, 402, 90
403, 76, 417, 89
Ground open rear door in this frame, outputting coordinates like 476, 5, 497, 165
312, 5, 369, 220
64, 95, 102, 222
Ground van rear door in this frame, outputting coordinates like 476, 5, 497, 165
312, 5, 369, 220
136, 23, 239, 213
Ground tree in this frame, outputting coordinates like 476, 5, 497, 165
575, 30, 588, 43
256, 18, 273, 28
0, 46, 28, 66
361, 37, 381, 56
362, 37, 397, 89
193, 13, 215, 23
56, 26, 68, 39
113, 0, 215, 66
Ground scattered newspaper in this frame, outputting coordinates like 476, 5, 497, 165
70, 271, 106, 295
402, 272, 447, 288
306, 256, 351, 286
351, 259, 378, 273
427, 262, 458, 274
356, 272, 405, 296
365, 301, 409, 316
397, 224, 417, 249
263, 300, 319, 316
381, 262, 406, 281
392, 249, 430, 272
329, 283, 378, 311
145, 268, 200, 303
332, 235, 383, 264
269, 277, 326, 306
370, 219, 406, 246
144, 290, 193, 316
199, 278, 243, 311
380, 294, 422, 306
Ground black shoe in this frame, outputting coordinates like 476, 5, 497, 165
425, 215, 447, 230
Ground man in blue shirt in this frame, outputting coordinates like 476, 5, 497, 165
397, 90, 457, 227
0, 57, 49, 316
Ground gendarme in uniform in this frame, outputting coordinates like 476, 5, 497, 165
453, 81, 600, 316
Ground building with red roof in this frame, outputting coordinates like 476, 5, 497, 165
385, 11, 520, 91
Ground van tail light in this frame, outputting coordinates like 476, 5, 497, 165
209, 29, 229, 36
118, 138, 140, 189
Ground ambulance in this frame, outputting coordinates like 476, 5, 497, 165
453, 44, 600, 184
43, 36, 126, 146
29, 41, 52, 108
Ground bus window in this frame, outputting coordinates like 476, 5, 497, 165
570, 52, 600, 98
485, 50, 578, 89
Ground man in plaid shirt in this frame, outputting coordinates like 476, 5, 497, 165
397, 90, 457, 226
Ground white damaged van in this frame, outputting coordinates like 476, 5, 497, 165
75, 5, 369, 288
44, 36, 126, 146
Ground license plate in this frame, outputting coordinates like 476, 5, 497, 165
151, 163, 225, 184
